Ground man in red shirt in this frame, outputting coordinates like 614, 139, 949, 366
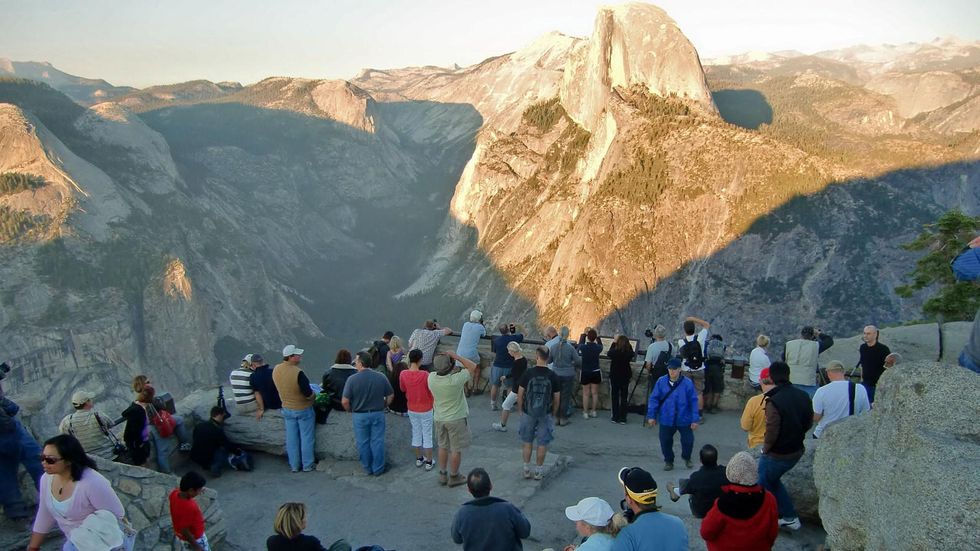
169, 471, 210, 550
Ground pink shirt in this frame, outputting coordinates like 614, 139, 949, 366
33, 468, 125, 537
399, 369, 434, 413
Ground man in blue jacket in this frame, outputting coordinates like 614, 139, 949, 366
451, 468, 531, 551
646, 358, 700, 471
952, 236, 980, 374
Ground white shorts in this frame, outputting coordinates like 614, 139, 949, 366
408, 410, 433, 449
502, 390, 519, 411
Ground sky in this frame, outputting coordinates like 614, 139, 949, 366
1, 0, 978, 88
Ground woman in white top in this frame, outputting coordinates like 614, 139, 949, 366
28, 434, 133, 551
747, 335, 772, 391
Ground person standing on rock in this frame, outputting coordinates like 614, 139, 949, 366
612, 466, 688, 551
812, 361, 870, 438
249, 354, 282, 420
272, 345, 316, 473
451, 468, 531, 551
409, 320, 453, 371
490, 322, 524, 411
782, 326, 833, 398
517, 345, 561, 480
457, 310, 487, 397
428, 350, 479, 487
700, 452, 778, 551
646, 359, 699, 471
759, 361, 813, 531
343, 351, 394, 476
740, 368, 774, 449
400, 349, 435, 470
58, 390, 118, 459
951, 235, 980, 373
230, 354, 258, 414
549, 326, 582, 426
856, 325, 890, 404
677, 317, 710, 417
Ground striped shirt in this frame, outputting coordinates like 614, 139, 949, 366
230, 367, 256, 405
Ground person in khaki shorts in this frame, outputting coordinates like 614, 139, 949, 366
428, 350, 478, 487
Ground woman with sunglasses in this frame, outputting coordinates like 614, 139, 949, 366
27, 434, 133, 551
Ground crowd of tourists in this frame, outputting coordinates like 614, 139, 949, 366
0, 237, 977, 550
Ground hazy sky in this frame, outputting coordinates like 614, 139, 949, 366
2, 0, 978, 87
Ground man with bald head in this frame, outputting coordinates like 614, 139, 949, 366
857, 325, 890, 404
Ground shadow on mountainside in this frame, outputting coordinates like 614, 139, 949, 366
711, 88, 773, 129
596, 160, 980, 353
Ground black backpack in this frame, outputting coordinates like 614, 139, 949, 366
680, 336, 704, 370
650, 343, 673, 382
525, 374, 554, 418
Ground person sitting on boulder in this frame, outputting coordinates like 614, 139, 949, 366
190, 406, 253, 477
124, 376, 192, 473
249, 354, 282, 420
267, 502, 351, 551
230, 354, 259, 414
700, 451, 778, 551
58, 390, 117, 459
665, 444, 728, 518
322, 349, 356, 411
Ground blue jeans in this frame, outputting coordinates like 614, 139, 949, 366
1, 422, 43, 519
282, 406, 316, 471
17, 422, 42, 487
658, 424, 694, 463
758, 453, 801, 519
959, 350, 980, 374
352, 411, 386, 474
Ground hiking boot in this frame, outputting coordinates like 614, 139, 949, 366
779, 517, 802, 530
447, 473, 466, 487
424, 460, 434, 471
523, 466, 532, 479
685, 459, 694, 469
415, 457, 424, 468
491, 422, 507, 432
664, 463, 674, 471
438, 471, 448, 485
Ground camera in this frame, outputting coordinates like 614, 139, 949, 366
0, 361, 10, 381
509, 323, 517, 335
619, 499, 636, 523
644, 329, 653, 339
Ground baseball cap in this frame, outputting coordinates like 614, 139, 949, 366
667, 357, 683, 370
564, 497, 614, 527
242, 354, 253, 363
618, 467, 658, 505
71, 390, 94, 408
251, 353, 264, 363
759, 367, 771, 381
282, 345, 304, 357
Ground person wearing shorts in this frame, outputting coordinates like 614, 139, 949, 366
428, 351, 479, 488
578, 328, 603, 419
492, 342, 528, 432
516, 346, 561, 480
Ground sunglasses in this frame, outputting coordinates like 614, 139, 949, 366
40, 455, 64, 465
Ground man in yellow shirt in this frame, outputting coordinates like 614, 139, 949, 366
740, 368, 774, 448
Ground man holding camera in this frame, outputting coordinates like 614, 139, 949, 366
410, 320, 453, 371
613, 466, 688, 550
490, 322, 524, 411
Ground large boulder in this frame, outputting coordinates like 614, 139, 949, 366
813, 361, 980, 550
749, 444, 820, 522
179, 389, 413, 462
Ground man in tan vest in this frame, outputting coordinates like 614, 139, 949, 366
272, 344, 316, 472
782, 326, 833, 398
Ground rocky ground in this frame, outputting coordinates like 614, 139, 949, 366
204, 396, 826, 551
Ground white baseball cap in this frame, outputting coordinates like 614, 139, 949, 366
242, 354, 253, 362
564, 497, 614, 527
282, 345, 304, 357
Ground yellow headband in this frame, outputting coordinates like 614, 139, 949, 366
627, 487, 658, 505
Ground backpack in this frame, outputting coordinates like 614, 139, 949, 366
650, 343, 673, 383
148, 406, 176, 438
706, 338, 726, 361
525, 373, 554, 418
680, 335, 704, 370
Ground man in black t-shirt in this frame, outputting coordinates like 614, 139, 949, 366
857, 325, 890, 404
516, 347, 560, 480
665, 444, 727, 518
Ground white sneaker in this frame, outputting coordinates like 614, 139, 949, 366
491, 422, 507, 432
423, 460, 434, 471
582, 412, 590, 420
490, 401, 499, 411
778, 517, 801, 530
415, 458, 424, 468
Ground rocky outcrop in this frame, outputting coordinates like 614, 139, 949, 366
560, 3, 715, 132
820, 321, 970, 371
749, 445, 820, 521
866, 71, 975, 117
814, 361, 980, 550
236, 77, 379, 133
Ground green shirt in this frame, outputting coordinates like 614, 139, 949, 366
428, 369, 471, 422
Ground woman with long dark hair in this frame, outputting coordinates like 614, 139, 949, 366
606, 335, 636, 425
27, 434, 133, 551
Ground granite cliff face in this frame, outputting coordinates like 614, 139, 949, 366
0, 4, 978, 433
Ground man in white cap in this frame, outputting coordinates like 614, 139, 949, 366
563, 497, 617, 550
272, 345, 316, 472
58, 391, 116, 458
229, 354, 258, 414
